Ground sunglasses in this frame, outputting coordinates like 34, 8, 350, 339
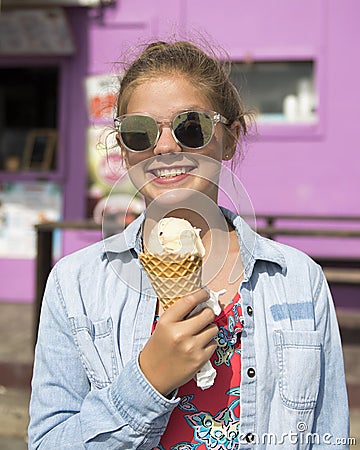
114, 109, 229, 152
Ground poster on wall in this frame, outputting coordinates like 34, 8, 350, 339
0, 182, 62, 258
87, 126, 144, 234
85, 74, 120, 124
85, 73, 144, 233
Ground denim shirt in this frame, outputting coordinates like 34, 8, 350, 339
28, 209, 349, 449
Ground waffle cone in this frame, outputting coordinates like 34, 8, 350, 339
138, 253, 202, 310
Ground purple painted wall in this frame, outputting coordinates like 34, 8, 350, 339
0, 7, 89, 302
1, 0, 359, 303
91, 0, 360, 217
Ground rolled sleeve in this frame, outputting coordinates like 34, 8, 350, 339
29, 267, 178, 449
110, 357, 178, 436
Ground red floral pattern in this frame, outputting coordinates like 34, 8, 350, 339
153, 292, 243, 449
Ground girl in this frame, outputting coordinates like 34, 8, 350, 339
29, 41, 349, 449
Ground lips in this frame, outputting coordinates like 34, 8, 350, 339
145, 165, 194, 185
143, 154, 199, 185
153, 166, 191, 178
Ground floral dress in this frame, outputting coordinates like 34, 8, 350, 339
153, 292, 244, 450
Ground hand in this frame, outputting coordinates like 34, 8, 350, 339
138, 288, 218, 396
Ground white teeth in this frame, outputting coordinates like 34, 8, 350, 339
155, 167, 188, 178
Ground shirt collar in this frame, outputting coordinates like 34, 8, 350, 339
102, 207, 287, 277
102, 211, 145, 256
221, 207, 287, 278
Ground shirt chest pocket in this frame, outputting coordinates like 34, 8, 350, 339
274, 329, 322, 410
70, 315, 119, 389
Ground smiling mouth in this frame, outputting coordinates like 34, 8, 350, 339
145, 154, 199, 181
154, 167, 189, 178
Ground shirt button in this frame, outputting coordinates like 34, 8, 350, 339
247, 367, 256, 378
245, 432, 255, 443
247, 306, 253, 316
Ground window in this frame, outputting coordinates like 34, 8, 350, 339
0, 66, 58, 172
230, 61, 317, 125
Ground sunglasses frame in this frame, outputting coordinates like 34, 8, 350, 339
114, 109, 230, 153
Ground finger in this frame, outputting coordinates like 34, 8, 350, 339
164, 288, 210, 321
188, 323, 218, 354
201, 327, 219, 359
183, 307, 216, 334
197, 322, 219, 345
203, 338, 218, 360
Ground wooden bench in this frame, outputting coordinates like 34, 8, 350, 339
33, 215, 360, 344
252, 214, 360, 285
322, 267, 360, 284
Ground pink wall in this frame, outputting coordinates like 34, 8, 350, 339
0, 8, 90, 303
84, 0, 360, 310
1, 0, 359, 303
90, 0, 360, 217
1, 259, 35, 303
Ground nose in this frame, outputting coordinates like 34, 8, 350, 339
153, 124, 182, 156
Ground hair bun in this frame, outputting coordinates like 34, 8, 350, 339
142, 41, 169, 56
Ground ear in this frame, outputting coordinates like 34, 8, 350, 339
222, 120, 241, 161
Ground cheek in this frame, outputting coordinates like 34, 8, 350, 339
123, 149, 153, 167
198, 135, 224, 160
210, 125, 226, 151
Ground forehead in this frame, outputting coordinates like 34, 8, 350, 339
125, 75, 213, 116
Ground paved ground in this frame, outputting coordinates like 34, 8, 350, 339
0, 386, 28, 449
0, 302, 359, 449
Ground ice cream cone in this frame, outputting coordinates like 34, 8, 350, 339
138, 253, 202, 310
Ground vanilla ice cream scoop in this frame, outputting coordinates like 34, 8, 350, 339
147, 217, 205, 257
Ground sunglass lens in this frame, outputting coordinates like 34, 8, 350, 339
173, 111, 213, 148
120, 116, 158, 151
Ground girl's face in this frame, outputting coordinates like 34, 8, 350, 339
119, 76, 229, 206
